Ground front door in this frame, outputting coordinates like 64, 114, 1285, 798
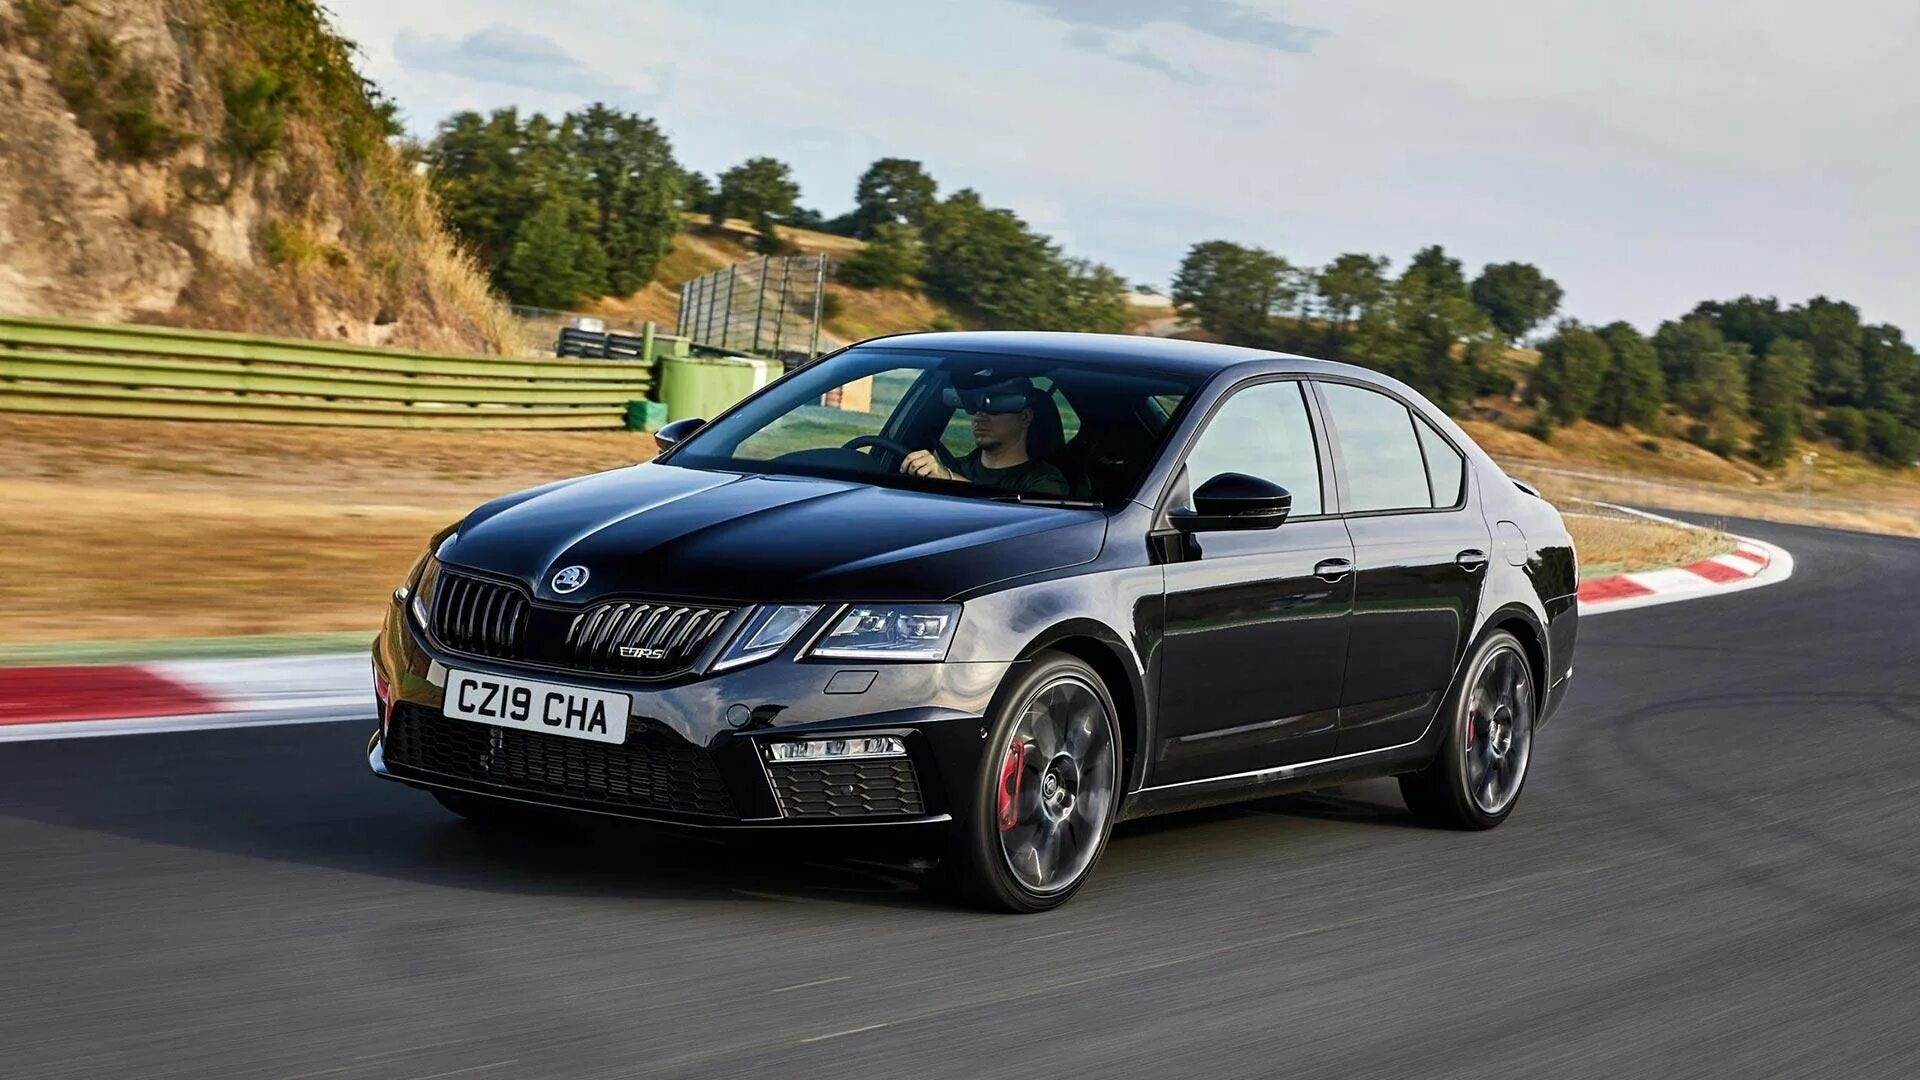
1155, 380, 1353, 785
1314, 380, 1492, 754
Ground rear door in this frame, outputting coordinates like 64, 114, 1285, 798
1313, 380, 1491, 755
1154, 379, 1354, 785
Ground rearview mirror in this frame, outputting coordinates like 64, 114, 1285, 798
653, 417, 705, 453
1170, 473, 1291, 532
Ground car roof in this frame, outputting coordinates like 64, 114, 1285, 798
850, 330, 1373, 381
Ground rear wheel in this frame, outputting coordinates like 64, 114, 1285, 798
1400, 630, 1536, 829
945, 653, 1121, 912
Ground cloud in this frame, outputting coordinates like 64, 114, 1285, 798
1064, 27, 1206, 85
392, 23, 660, 102
1020, 0, 1326, 54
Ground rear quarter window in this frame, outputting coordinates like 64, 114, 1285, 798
1319, 382, 1435, 513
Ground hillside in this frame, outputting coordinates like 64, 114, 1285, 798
583, 215, 967, 348
0, 0, 516, 352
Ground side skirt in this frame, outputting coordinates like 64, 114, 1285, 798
1116, 734, 1437, 822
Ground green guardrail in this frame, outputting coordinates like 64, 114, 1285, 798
0, 314, 684, 429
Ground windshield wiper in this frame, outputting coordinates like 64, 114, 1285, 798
983, 491, 1103, 508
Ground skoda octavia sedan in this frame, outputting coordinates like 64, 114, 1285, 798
369, 332, 1578, 912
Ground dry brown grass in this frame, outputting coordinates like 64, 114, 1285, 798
0, 414, 659, 643
1561, 513, 1734, 578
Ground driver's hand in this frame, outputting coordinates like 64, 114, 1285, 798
901, 449, 959, 482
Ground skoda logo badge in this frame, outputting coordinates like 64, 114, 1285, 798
550, 565, 590, 594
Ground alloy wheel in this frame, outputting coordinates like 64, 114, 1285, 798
994, 674, 1117, 894
1463, 644, 1534, 815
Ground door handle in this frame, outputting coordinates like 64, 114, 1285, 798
1456, 548, 1490, 571
1314, 558, 1352, 583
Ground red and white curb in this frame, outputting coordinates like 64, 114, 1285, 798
1578, 504, 1794, 615
0, 509, 1793, 740
0, 653, 371, 743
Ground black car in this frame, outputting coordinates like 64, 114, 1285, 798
369, 332, 1578, 911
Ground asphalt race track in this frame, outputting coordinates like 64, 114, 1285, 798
2, 517, 1916, 1079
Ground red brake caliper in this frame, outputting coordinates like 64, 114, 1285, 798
997, 738, 1028, 832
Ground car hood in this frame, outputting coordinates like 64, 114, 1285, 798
438, 463, 1107, 604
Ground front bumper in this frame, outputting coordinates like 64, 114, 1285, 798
369, 601, 1009, 831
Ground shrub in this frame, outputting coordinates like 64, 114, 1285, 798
221, 63, 291, 164
1821, 406, 1871, 452
836, 224, 925, 289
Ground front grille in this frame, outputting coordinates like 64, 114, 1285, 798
429, 571, 528, 659
768, 758, 926, 818
563, 601, 736, 677
385, 705, 736, 818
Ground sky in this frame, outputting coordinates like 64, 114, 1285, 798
326, 0, 1920, 334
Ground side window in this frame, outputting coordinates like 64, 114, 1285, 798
1319, 382, 1433, 513
1415, 417, 1466, 506
1184, 381, 1323, 515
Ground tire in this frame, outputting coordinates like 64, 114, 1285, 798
943, 652, 1122, 913
431, 788, 550, 829
1399, 629, 1537, 830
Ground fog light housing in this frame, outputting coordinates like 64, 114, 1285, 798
765, 735, 906, 761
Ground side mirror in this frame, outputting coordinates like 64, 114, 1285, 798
653, 417, 705, 453
1170, 473, 1291, 533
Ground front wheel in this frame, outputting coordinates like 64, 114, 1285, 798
1400, 630, 1536, 829
945, 653, 1121, 912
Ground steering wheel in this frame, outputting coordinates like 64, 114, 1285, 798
841, 435, 915, 459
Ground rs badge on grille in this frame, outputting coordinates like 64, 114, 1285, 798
618, 646, 669, 660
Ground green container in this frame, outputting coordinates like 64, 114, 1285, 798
624, 399, 669, 432
658, 354, 775, 423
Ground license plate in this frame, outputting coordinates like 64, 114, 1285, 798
444, 669, 630, 745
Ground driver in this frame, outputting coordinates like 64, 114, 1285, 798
900, 377, 1069, 495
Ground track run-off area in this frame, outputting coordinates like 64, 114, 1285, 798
0, 516, 1914, 1078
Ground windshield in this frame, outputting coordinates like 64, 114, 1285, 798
665, 347, 1201, 505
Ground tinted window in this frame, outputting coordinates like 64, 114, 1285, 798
1185, 381, 1322, 515
1320, 382, 1432, 512
1416, 417, 1465, 506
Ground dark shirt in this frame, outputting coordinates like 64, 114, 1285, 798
955, 450, 1069, 494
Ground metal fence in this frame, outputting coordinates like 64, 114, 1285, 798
0, 314, 657, 429
676, 254, 828, 362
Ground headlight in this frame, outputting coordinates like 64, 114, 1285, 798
409, 556, 440, 630
711, 604, 821, 671
805, 604, 960, 661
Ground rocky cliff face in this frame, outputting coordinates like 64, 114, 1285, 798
0, 0, 517, 352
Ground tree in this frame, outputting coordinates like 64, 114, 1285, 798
1169, 240, 1293, 345
570, 104, 683, 296
1692, 295, 1784, 361
849, 158, 938, 238
1470, 262, 1564, 343
1389, 246, 1495, 412
1785, 297, 1865, 405
1822, 406, 1871, 452
1654, 316, 1744, 395
497, 198, 608, 309
835, 223, 926, 289
1591, 321, 1665, 427
1748, 338, 1813, 466
1050, 259, 1132, 335
1532, 325, 1612, 424
1865, 411, 1920, 465
681, 171, 715, 214
715, 157, 801, 253
1317, 253, 1389, 357
1860, 324, 1918, 421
